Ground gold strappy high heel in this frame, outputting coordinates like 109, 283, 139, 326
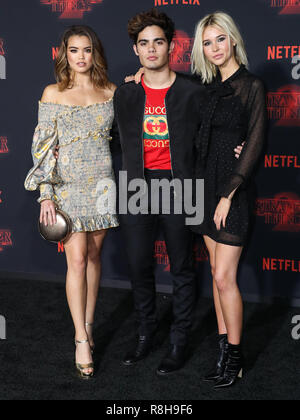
75, 339, 94, 380
85, 322, 95, 354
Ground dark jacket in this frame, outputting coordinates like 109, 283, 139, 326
112, 73, 207, 183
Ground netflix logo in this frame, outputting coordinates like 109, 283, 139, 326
267, 46, 300, 60
263, 258, 300, 273
0, 137, 9, 154
155, 0, 200, 5
52, 47, 59, 61
58, 242, 65, 253
0, 230, 13, 252
265, 155, 300, 168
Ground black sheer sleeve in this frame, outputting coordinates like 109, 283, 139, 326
217, 78, 267, 199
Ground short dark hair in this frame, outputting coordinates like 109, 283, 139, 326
128, 8, 175, 45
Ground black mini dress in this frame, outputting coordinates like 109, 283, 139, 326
193, 65, 267, 247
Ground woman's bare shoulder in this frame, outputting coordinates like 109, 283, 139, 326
108, 83, 117, 94
41, 84, 60, 103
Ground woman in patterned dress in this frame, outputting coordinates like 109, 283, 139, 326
25, 26, 119, 379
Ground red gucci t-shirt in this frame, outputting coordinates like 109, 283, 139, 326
142, 78, 172, 170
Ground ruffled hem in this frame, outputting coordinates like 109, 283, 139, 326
70, 214, 119, 233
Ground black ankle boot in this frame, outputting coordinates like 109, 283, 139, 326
123, 336, 154, 366
203, 334, 228, 382
214, 343, 244, 389
156, 344, 187, 376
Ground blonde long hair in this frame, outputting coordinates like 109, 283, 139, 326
55, 25, 110, 91
191, 12, 249, 84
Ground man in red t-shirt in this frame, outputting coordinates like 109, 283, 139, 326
142, 78, 172, 171
118, 10, 194, 377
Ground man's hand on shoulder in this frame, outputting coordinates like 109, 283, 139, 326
124, 68, 145, 84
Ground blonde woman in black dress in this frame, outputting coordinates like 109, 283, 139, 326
191, 12, 266, 389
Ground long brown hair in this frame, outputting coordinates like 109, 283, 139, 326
55, 25, 110, 91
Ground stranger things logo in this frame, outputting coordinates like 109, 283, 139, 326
170, 30, 194, 73
256, 193, 300, 232
0, 230, 13, 253
269, 0, 300, 14
0, 137, 9, 154
267, 85, 300, 126
40, 0, 104, 19
155, 240, 208, 271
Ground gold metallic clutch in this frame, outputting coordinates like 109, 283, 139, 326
38, 209, 72, 244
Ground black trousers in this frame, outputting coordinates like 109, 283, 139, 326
120, 170, 196, 346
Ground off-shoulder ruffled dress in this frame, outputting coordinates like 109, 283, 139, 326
24, 99, 119, 233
